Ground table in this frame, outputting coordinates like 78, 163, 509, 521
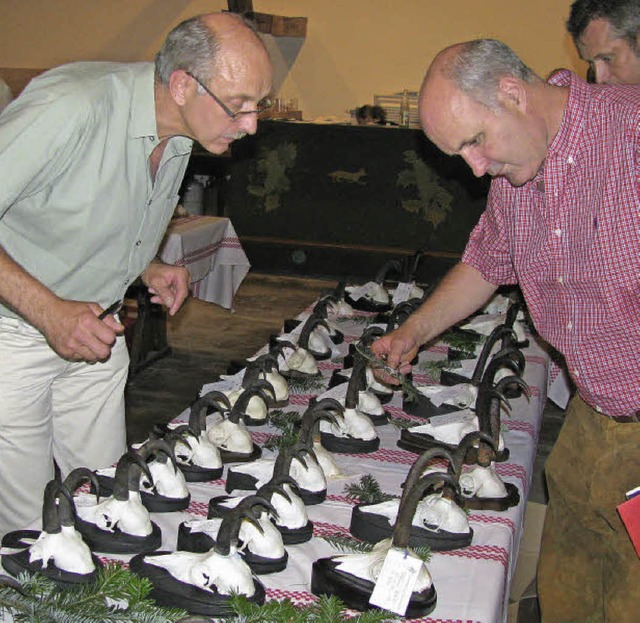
0, 302, 549, 623
159, 215, 250, 309
162, 305, 550, 623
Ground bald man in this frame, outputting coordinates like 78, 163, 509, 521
373, 39, 640, 622
0, 13, 273, 537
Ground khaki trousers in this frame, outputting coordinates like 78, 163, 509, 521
0, 316, 128, 538
538, 394, 640, 622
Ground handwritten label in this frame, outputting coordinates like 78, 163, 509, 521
369, 547, 422, 615
392, 281, 415, 305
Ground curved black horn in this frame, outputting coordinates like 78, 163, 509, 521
63, 467, 101, 501
42, 480, 64, 534
298, 313, 330, 351
374, 258, 403, 284
215, 494, 276, 556
470, 325, 519, 385
392, 470, 459, 549
112, 450, 154, 501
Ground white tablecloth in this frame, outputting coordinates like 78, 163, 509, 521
161, 308, 550, 623
159, 216, 250, 309
1, 306, 549, 623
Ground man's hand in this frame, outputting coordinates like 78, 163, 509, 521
371, 323, 422, 384
141, 261, 190, 316
41, 299, 124, 362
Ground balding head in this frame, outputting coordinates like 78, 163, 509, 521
155, 13, 271, 86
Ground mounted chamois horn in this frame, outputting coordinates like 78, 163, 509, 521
346, 351, 389, 425
0, 478, 102, 584
63, 467, 101, 502
392, 471, 459, 550
215, 495, 274, 556
311, 296, 345, 345
133, 438, 190, 512
69, 455, 162, 554
229, 381, 274, 421
274, 441, 328, 505
319, 353, 380, 454
311, 448, 441, 616
270, 335, 320, 378
386, 300, 417, 332
374, 257, 404, 286
475, 374, 529, 465
199, 389, 233, 417
297, 312, 332, 360
242, 354, 289, 406
299, 399, 343, 444
350, 445, 473, 551
454, 429, 521, 512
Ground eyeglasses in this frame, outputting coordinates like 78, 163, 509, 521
186, 71, 272, 121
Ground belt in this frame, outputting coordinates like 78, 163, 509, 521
610, 411, 640, 424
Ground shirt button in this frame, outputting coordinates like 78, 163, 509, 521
573, 369, 580, 378
567, 155, 575, 165
567, 320, 573, 330
557, 276, 564, 284
595, 405, 602, 413
554, 228, 562, 237
135, 240, 142, 247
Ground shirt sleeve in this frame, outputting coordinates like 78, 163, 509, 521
0, 75, 92, 218
461, 180, 518, 286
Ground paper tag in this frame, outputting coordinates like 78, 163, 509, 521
318, 383, 348, 402
392, 281, 415, 305
346, 283, 371, 301
429, 408, 476, 428
369, 547, 422, 615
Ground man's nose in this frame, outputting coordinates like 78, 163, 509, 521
462, 149, 489, 178
236, 112, 258, 135
594, 61, 612, 84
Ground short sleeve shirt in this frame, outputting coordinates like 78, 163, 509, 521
0, 62, 193, 316
462, 70, 640, 416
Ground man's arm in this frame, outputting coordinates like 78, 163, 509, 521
372, 262, 497, 373
0, 246, 122, 361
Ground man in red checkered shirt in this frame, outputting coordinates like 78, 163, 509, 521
373, 39, 640, 621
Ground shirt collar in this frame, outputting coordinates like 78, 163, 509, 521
546, 69, 588, 163
128, 63, 193, 154
128, 63, 159, 141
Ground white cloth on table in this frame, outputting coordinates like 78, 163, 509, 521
159, 216, 250, 309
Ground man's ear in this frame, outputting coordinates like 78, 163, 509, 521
169, 70, 190, 106
497, 75, 527, 113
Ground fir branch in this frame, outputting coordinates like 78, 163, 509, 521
268, 409, 302, 431
388, 416, 418, 430
0, 565, 186, 623
353, 343, 419, 403
410, 546, 433, 564
414, 360, 450, 382
321, 534, 374, 554
227, 593, 397, 622
438, 329, 482, 356
287, 375, 327, 394
344, 474, 396, 504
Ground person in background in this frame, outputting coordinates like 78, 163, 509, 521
372, 39, 640, 622
567, 0, 640, 83
355, 104, 389, 125
0, 12, 272, 537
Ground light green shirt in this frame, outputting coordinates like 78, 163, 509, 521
0, 61, 193, 319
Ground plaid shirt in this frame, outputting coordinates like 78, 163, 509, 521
462, 70, 640, 417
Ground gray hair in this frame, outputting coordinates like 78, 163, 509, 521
567, 0, 640, 51
155, 16, 220, 85
443, 39, 537, 111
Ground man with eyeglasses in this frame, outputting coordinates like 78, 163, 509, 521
0, 12, 272, 538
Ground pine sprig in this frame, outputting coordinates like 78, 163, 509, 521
287, 375, 327, 394
388, 416, 419, 430
438, 329, 482, 357
321, 534, 375, 554
344, 475, 396, 504
417, 359, 461, 382
0, 564, 186, 623
227, 592, 397, 622
353, 344, 419, 403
